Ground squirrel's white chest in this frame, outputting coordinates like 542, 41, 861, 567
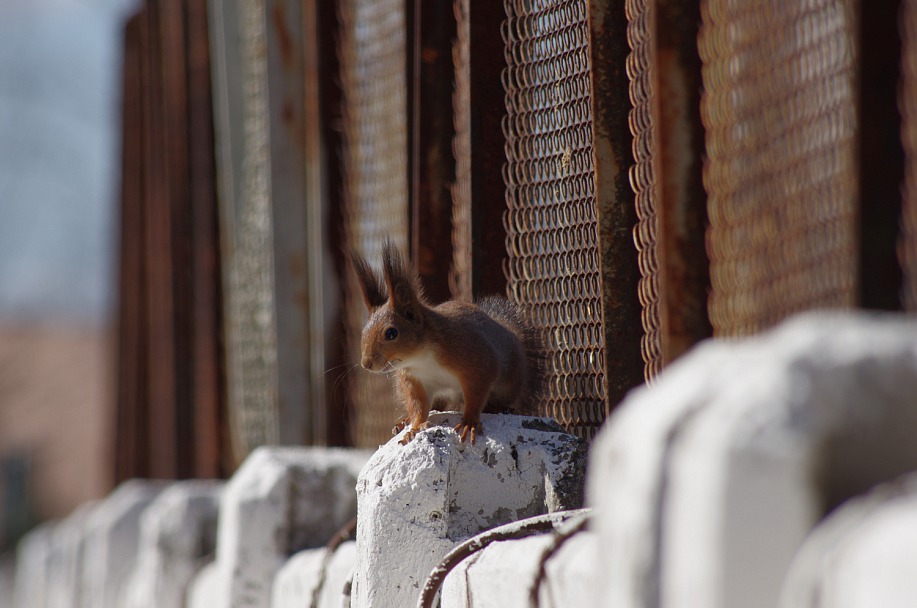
397, 349, 463, 402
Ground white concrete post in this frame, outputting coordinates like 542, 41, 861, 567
780, 472, 917, 608
189, 447, 370, 608
0, 555, 14, 608
351, 412, 588, 608
122, 480, 224, 608
270, 541, 356, 608
79, 480, 168, 608
46, 502, 95, 608
13, 522, 54, 608
588, 312, 917, 608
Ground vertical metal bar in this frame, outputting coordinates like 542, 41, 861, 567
411, 0, 457, 304
160, 0, 195, 478
265, 0, 312, 446
115, 12, 151, 483
858, 0, 905, 310
900, 0, 917, 312
302, 0, 327, 446
652, 0, 711, 363
468, 0, 509, 298
314, 0, 351, 447
587, 0, 645, 413
143, 1, 180, 479
450, 0, 472, 302
187, 0, 225, 477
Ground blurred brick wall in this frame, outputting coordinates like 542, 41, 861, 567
0, 324, 112, 546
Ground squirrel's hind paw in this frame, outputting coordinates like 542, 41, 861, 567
453, 419, 482, 445
397, 429, 417, 445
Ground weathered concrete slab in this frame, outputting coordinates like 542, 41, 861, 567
588, 312, 917, 608
352, 412, 587, 608
123, 480, 224, 608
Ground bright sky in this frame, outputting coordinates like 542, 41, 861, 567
0, 0, 138, 324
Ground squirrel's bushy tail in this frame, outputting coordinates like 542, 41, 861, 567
477, 296, 547, 415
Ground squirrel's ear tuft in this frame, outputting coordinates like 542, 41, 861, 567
351, 251, 387, 311
381, 240, 425, 319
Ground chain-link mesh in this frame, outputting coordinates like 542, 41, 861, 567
625, 0, 662, 380
502, 0, 607, 440
338, 0, 409, 448
699, 0, 858, 336
902, 0, 917, 312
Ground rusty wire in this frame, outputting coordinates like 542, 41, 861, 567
625, 0, 662, 381
337, 0, 410, 448
902, 0, 917, 312
699, 0, 859, 336
502, 0, 607, 440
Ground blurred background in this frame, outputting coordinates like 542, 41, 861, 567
0, 0, 139, 552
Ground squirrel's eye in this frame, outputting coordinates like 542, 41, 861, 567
384, 327, 398, 341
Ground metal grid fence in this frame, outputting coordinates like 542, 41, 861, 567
625, 0, 663, 380
699, 0, 859, 336
338, 0, 410, 448
502, 0, 608, 439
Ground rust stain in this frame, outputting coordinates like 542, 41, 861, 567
271, 3, 295, 71
282, 99, 294, 125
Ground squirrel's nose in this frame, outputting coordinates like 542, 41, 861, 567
361, 356, 373, 371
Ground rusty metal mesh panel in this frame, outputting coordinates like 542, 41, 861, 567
450, 0, 472, 301
625, 0, 662, 380
338, 0, 409, 448
699, 0, 858, 336
903, 0, 917, 312
502, 0, 607, 440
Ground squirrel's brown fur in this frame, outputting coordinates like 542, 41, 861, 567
351, 241, 544, 444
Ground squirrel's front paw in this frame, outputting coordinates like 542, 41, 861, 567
453, 418, 482, 445
392, 416, 410, 436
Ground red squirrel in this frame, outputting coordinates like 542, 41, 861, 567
351, 242, 544, 445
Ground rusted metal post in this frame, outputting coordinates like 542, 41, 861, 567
467, 0, 509, 298
858, 0, 905, 311
587, 0, 645, 413
142, 1, 182, 479
187, 0, 225, 477
116, 12, 151, 483
410, 0, 457, 304
651, 0, 711, 364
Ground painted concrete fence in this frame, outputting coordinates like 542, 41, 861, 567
6, 312, 917, 608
